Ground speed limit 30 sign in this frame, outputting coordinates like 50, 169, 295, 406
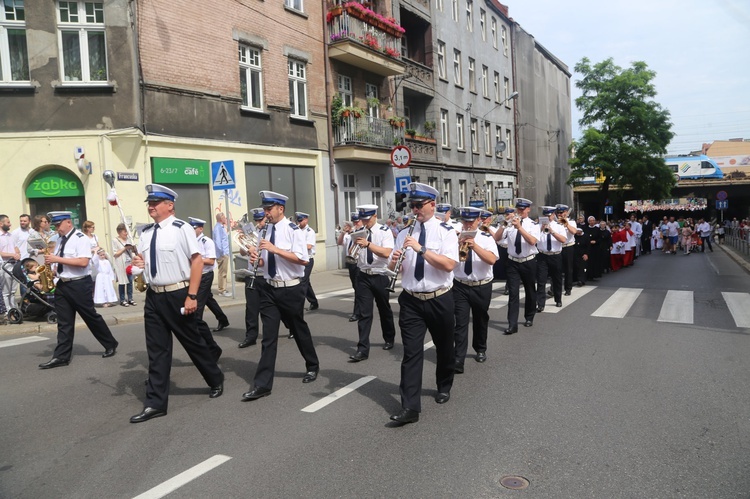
390, 145, 412, 168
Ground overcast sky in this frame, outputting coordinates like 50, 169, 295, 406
506, 0, 749, 156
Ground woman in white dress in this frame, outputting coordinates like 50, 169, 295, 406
112, 223, 136, 307
93, 249, 118, 307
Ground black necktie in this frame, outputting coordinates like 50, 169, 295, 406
150, 224, 159, 278
547, 232, 552, 251
414, 224, 426, 281
514, 229, 522, 254
57, 235, 69, 274
464, 248, 473, 275
366, 231, 373, 264
267, 223, 276, 278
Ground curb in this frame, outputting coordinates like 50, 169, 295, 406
716, 242, 750, 274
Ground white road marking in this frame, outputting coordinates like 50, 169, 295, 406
316, 288, 355, 300
132, 454, 232, 499
591, 288, 643, 318
301, 376, 377, 413
424, 341, 434, 351
544, 286, 596, 314
722, 292, 750, 328
657, 290, 694, 324
707, 256, 720, 275
0, 335, 48, 349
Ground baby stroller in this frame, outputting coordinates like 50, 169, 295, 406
1, 259, 57, 324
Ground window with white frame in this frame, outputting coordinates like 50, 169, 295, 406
443, 179, 451, 204
495, 126, 503, 157
485, 181, 493, 208
504, 77, 510, 104
468, 58, 475, 93
343, 174, 357, 218
483, 121, 491, 156
371, 175, 383, 211
493, 71, 500, 102
491, 17, 497, 49
288, 59, 307, 118
239, 45, 263, 110
440, 109, 449, 147
436, 0, 443, 12
481, 65, 488, 97
284, 0, 303, 12
479, 9, 485, 41
437, 41, 446, 80
456, 114, 465, 150
451, 0, 458, 21
338, 74, 353, 106
459, 179, 467, 206
400, 36, 408, 58
453, 49, 462, 86
466, 0, 472, 32
427, 177, 437, 190
403, 105, 411, 129
506, 129, 512, 159
0, 0, 29, 83
501, 25, 508, 56
57, 1, 108, 83
366, 82, 379, 118
470, 118, 478, 153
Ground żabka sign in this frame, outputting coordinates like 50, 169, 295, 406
26, 170, 84, 198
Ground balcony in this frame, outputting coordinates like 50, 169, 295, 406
405, 136, 438, 163
327, 6, 406, 76
333, 115, 404, 162
402, 58, 434, 96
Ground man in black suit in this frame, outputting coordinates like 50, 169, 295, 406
641, 216, 653, 255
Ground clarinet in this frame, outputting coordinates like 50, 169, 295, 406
247, 216, 271, 290
386, 218, 416, 293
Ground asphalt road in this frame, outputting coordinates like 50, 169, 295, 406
1, 247, 749, 498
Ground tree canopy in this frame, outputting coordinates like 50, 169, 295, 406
568, 58, 675, 203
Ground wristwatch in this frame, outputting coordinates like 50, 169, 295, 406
417, 246, 426, 256
187, 293, 197, 300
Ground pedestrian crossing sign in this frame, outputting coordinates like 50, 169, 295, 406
211, 160, 236, 190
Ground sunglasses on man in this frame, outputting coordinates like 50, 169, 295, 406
409, 200, 434, 210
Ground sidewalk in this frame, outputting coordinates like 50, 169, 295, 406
0, 270, 354, 337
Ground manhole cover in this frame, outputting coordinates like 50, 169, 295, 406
500, 476, 530, 490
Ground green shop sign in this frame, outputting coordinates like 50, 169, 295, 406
26, 169, 84, 198
152, 158, 209, 184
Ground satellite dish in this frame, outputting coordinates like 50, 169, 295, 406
495, 141, 507, 154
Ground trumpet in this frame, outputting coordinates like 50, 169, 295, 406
386, 218, 415, 292
479, 215, 498, 233
459, 240, 471, 262
247, 216, 271, 290
542, 224, 551, 235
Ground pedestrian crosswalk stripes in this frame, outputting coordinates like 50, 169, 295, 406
721, 292, 750, 328
657, 290, 694, 324
592, 288, 643, 318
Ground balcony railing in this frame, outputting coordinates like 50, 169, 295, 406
334, 115, 404, 148
328, 12, 403, 59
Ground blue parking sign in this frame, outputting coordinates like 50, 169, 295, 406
396, 176, 411, 193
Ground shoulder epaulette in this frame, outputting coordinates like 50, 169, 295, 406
199, 236, 206, 243
289, 222, 298, 230
440, 222, 453, 231
143, 223, 155, 231
172, 220, 185, 228
481, 231, 492, 237
379, 225, 389, 231
75, 231, 85, 238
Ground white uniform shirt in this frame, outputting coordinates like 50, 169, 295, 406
453, 231, 499, 281
54, 228, 91, 279
562, 219, 578, 245
138, 215, 200, 286
11, 227, 31, 260
505, 217, 541, 259
357, 222, 395, 270
392, 216, 459, 293
631, 220, 642, 238
536, 221, 565, 253
261, 219, 308, 281
196, 233, 217, 274
303, 225, 316, 257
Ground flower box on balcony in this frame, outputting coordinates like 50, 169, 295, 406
343, 1, 405, 38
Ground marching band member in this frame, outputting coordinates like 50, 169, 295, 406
242, 191, 320, 402
535, 206, 566, 311
238, 208, 265, 348
436, 203, 462, 232
337, 212, 363, 322
496, 198, 540, 335
556, 204, 577, 296
296, 212, 319, 311
387, 183, 458, 424
189, 217, 224, 362
452, 207, 498, 373
348, 204, 396, 362
493, 207, 515, 295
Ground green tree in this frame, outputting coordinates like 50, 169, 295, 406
568, 58, 675, 205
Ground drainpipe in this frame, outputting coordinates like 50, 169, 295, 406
323, 0, 339, 229
511, 21, 520, 199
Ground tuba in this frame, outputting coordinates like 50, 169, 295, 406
345, 243, 361, 265
233, 229, 258, 251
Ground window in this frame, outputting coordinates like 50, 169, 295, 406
479, 9, 485, 41
493, 72, 500, 102
443, 179, 451, 204
342, 174, 356, 218
470, 118, 478, 153
338, 75, 353, 106
453, 49, 462, 86
504, 77, 510, 104
437, 41, 446, 80
459, 180, 467, 207
451, 0, 458, 21
400, 36, 408, 58
456, 114, 465, 150
440, 109, 449, 147
239, 45, 263, 110
466, 0, 473, 32
481, 65, 488, 97
485, 181, 493, 208
366, 82, 379, 118
288, 59, 307, 118
0, 0, 29, 83
483, 121, 491, 156
491, 17, 497, 49
501, 25, 508, 55
57, 1, 107, 83
468, 58, 475, 93
284, 0, 303, 11
506, 129, 512, 159
495, 126, 503, 157
436, 0, 443, 12
371, 175, 383, 211
427, 177, 438, 189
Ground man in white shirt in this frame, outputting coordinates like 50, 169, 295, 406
696, 218, 714, 252
666, 216, 680, 254
337, 212, 363, 322
296, 212, 319, 311
0, 214, 20, 310
12, 214, 32, 260
629, 215, 642, 258
536, 206, 567, 311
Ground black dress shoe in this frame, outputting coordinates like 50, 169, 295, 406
308, 303, 319, 311
102, 347, 117, 358
435, 392, 451, 404
547, 289, 554, 297
536, 306, 545, 313
288, 333, 294, 339
348, 314, 360, 322
555, 301, 563, 308
476, 352, 487, 363
238, 339, 257, 348
390, 408, 419, 424
38, 358, 70, 369
453, 362, 464, 374
209, 383, 223, 398
503, 288, 509, 296
349, 352, 368, 362
302, 369, 319, 383
524, 320, 533, 327
242, 386, 272, 401
564, 290, 571, 296
213, 321, 230, 332
130, 407, 167, 423
504, 326, 518, 335
382, 342, 394, 350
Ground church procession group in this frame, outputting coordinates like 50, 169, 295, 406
3, 180, 665, 425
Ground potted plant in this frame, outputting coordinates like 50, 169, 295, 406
366, 96, 380, 110
339, 103, 364, 119
331, 94, 343, 122
423, 120, 436, 138
389, 116, 405, 128
405, 128, 416, 138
